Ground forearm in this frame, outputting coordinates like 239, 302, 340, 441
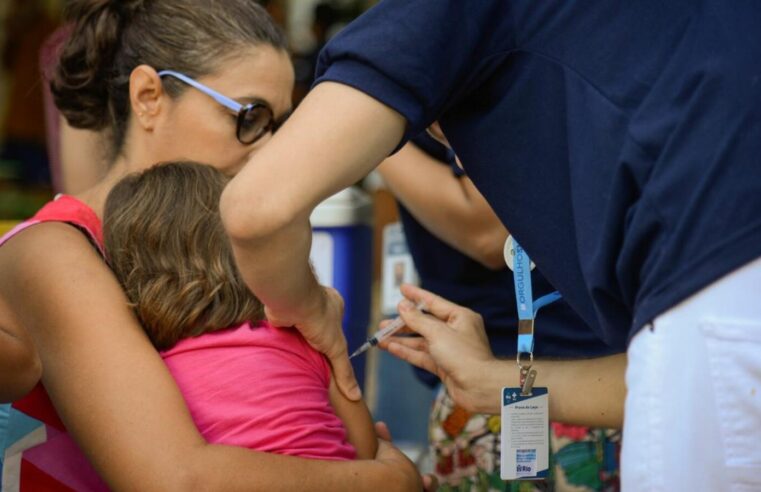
475, 354, 626, 428
379, 148, 472, 235
187, 444, 415, 492
230, 215, 322, 321
378, 145, 507, 269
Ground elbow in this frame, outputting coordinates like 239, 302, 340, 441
23, 352, 42, 395
220, 179, 293, 245
0, 345, 42, 403
476, 246, 509, 271
468, 231, 508, 271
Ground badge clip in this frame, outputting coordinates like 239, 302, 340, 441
521, 368, 537, 396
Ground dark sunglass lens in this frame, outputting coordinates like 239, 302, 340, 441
237, 105, 273, 144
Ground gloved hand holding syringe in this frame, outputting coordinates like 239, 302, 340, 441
349, 301, 427, 359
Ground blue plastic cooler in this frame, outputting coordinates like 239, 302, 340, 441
309, 187, 373, 389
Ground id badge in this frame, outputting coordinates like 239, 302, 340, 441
381, 222, 418, 316
500, 387, 550, 481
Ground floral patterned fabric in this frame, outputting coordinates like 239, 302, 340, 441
429, 386, 620, 492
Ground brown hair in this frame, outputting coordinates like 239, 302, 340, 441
103, 161, 264, 350
52, 0, 287, 158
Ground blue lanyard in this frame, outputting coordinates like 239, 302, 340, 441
512, 239, 561, 357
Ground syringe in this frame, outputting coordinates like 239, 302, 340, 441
349, 301, 427, 359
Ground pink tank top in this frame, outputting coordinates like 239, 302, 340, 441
162, 322, 355, 460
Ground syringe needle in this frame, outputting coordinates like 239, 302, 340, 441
349, 342, 372, 359
348, 301, 426, 359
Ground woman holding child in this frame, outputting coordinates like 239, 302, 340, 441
0, 0, 421, 489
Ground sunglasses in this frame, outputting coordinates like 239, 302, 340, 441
157, 70, 286, 145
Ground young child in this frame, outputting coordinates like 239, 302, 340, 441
103, 161, 376, 460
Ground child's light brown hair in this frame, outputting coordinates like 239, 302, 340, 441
103, 161, 264, 350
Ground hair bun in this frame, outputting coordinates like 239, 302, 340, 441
50, 0, 144, 130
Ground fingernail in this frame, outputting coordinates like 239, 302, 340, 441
351, 385, 362, 400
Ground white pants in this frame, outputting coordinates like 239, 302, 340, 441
622, 256, 761, 492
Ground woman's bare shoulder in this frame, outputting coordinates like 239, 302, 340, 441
0, 221, 115, 314
1, 220, 103, 270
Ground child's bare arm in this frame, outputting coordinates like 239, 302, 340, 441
329, 376, 378, 459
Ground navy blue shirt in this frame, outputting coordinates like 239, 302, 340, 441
316, 0, 761, 346
398, 134, 620, 387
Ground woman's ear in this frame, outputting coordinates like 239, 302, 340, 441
129, 64, 166, 131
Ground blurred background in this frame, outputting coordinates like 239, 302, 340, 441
0, 0, 436, 460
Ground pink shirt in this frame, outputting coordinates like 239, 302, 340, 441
161, 322, 356, 461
